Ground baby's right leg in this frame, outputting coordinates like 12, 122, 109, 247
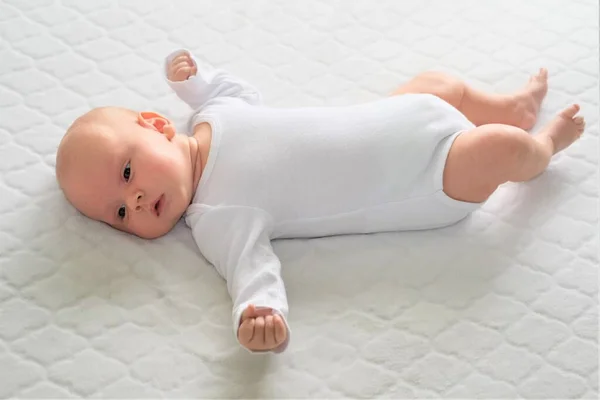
443, 104, 585, 203
392, 70, 548, 130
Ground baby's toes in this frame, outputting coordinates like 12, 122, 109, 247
530, 68, 548, 83
560, 104, 580, 119
574, 117, 586, 134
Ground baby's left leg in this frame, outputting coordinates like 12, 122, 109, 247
392, 70, 548, 130
443, 104, 585, 203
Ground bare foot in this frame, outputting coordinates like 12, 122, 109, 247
514, 68, 549, 130
536, 104, 585, 154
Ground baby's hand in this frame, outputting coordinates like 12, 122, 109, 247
238, 305, 287, 352
167, 51, 197, 82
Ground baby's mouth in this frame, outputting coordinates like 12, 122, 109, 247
153, 194, 164, 217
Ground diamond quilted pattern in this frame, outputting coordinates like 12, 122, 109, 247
19, 382, 74, 399
0, 298, 49, 341
0, 354, 45, 398
520, 366, 588, 398
11, 325, 88, 365
130, 347, 211, 392
402, 353, 472, 393
0, 0, 597, 398
477, 344, 543, 385
48, 349, 128, 396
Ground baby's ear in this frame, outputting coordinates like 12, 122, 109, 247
137, 112, 176, 140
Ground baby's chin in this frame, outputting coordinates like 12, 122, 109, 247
125, 224, 174, 239
117, 215, 182, 240
134, 227, 173, 240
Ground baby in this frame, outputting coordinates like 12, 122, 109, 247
55, 49, 585, 353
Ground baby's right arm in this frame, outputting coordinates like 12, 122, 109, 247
186, 205, 291, 353
237, 304, 287, 352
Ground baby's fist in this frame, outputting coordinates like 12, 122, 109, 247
167, 51, 197, 82
238, 305, 287, 352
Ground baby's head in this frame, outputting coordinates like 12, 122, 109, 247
56, 107, 196, 239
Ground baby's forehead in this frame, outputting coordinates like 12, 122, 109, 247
69, 108, 134, 138
69, 121, 114, 150
57, 126, 118, 221
81, 106, 135, 123
58, 106, 139, 175
58, 124, 121, 181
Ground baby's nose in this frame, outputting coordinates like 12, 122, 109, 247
127, 190, 147, 212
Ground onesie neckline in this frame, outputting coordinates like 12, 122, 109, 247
189, 113, 221, 205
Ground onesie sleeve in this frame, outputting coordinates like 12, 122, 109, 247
185, 205, 290, 353
164, 48, 262, 111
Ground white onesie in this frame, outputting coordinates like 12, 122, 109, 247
164, 49, 481, 352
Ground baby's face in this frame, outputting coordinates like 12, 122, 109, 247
57, 107, 196, 239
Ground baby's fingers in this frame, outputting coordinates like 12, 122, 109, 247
168, 55, 195, 81
171, 53, 191, 65
237, 319, 255, 344
174, 59, 193, 71
173, 66, 193, 81
240, 304, 257, 321
252, 316, 265, 346
167, 66, 185, 81
274, 315, 287, 344
264, 315, 275, 346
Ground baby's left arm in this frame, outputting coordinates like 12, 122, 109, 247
164, 49, 262, 111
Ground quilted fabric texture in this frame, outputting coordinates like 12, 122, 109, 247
0, 0, 598, 398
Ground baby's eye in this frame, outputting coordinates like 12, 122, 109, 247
118, 205, 126, 219
123, 162, 131, 182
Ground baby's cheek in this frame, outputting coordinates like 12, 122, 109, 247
157, 148, 183, 170
164, 160, 185, 182
166, 155, 190, 179
148, 151, 175, 175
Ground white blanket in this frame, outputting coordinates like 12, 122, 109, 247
0, 0, 597, 398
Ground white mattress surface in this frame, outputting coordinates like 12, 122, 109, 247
0, 0, 598, 398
